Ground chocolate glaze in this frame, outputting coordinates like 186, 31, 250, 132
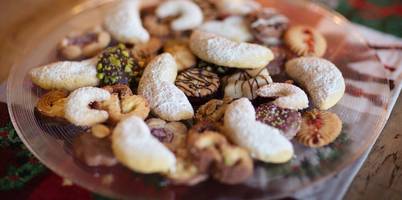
176, 68, 220, 98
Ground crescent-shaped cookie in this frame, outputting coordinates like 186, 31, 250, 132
112, 115, 176, 173
189, 31, 274, 69
138, 53, 194, 121
285, 57, 345, 110
224, 98, 294, 163
30, 58, 99, 91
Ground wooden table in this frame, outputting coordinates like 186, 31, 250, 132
0, 0, 401, 199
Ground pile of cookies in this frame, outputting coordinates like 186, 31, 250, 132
30, 0, 345, 185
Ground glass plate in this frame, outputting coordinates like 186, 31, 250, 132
7, 0, 390, 199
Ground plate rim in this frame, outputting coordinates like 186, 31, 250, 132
6, 0, 391, 199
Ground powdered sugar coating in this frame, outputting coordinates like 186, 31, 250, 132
156, 0, 203, 31
112, 116, 176, 173
257, 83, 309, 110
199, 16, 252, 42
138, 53, 194, 121
190, 31, 274, 69
30, 58, 99, 91
104, 0, 149, 44
64, 87, 110, 126
285, 57, 345, 110
224, 98, 294, 163
215, 0, 261, 15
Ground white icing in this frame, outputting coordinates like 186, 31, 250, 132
224, 98, 294, 163
156, 0, 203, 31
64, 87, 110, 126
30, 58, 99, 91
257, 83, 309, 110
112, 116, 176, 173
104, 0, 149, 44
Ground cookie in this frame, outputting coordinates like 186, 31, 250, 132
196, 60, 235, 77
100, 94, 150, 124
193, 0, 219, 21
143, 15, 171, 37
64, 87, 111, 127
131, 37, 163, 67
73, 133, 117, 167
295, 109, 342, 148
112, 116, 176, 173
256, 103, 302, 140
284, 25, 327, 57
195, 98, 233, 123
156, 0, 203, 31
224, 98, 294, 163
36, 90, 68, 119
256, 83, 309, 110
223, 67, 273, 100
247, 8, 289, 46
175, 68, 220, 105
199, 16, 253, 42
104, 0, 149, 44
164, 39, 196, 71
138, 53, 194, 121
265, 46, 291, 76
146, 118, 188, 152
30, 58, 99, 91
187, 130, 253, 184
285, 57, 345, 110
58, 26, 111, 60
189, 31, 274, 69
96, 44, 141, 87
214, 0, 261, 16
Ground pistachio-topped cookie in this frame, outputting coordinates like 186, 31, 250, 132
96, 44, 142, 86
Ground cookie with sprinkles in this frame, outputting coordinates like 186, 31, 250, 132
284, 25, 327, 57
256, 103, 302, 140
175, 68, 220, 105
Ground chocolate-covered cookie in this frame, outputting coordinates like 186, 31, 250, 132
96, 44, 142, 87
176, 68, 220, 105
256, 103, 301, 140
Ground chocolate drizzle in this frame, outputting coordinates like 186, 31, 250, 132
225, 68, 272, 99
175, 68, 220, 97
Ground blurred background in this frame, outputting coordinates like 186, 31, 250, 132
318, 0, 401, 37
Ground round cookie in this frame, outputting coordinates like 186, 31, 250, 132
247, 8, 289, 46
223, 67, 273, 100
256, 103, 302, 140
96, 44, 141, 87
175, 68, 220, 105
295, 109, 342, 148
284, 25, 327, 57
